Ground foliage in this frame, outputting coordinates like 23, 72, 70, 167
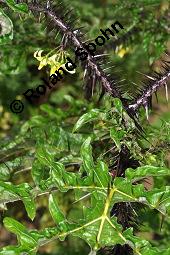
0, 0, 170, 255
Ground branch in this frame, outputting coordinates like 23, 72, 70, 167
129, 61, 170, 113
27, 2, 121, 97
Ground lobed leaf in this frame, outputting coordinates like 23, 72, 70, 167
73, 109, 106, 132
3, 217, 37, 250
0, 181, 36, 220
49, 193, 69, 233
126, 165, 170, 182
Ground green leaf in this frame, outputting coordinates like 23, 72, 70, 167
143, 186, 170, 215
0, 9, 13, 44
80, 137, 94, 179
0, 246, 27, 255
113, 98, 123, 116
49, 193, 68, 233
31, 159, 44, 188
72, 191, 126, 250
0, 165, 10, 181
124, 228, 170, 255
113, 177, 145, 204
73, 109, 105, 132
126, 165, 170, 182
16, 183, 36, 221
49, 194, 65, 223
0, 182, 36, 220
110, 128, 125, 151
6, 0, 28, 13
36, 146, 54, 166
3, 218, 37, 250
94, 161, 111, 187
21, 116, 49, 133
51, 162, 77, 192
112, 177, 170, 215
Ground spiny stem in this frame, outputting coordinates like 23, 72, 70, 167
28, 3, 121, 99
129, 70, 170, 111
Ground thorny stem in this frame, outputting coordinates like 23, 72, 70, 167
129, 70, 170, 111
27, 3, 122, 98
27, 2, 170, 117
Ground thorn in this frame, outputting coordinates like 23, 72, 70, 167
145, 74, 156, 81
111, 80, 117, 84
54, 31, 60, 40
106, 73, 112, 77
38, 12, 42, 23
63, 8, 74, 17
103, 66, 115, 71
55, 1, 64, 9
144, 104, 149, 120
69, 17, 80, 26
74, 26, 84, 31
131, 81, 138, 86
136, 71, 156, 81
83, 39, 95, 44
155, 91, 159, 103
46, 0, 51, 9
135, 112, 139, 119
100, 61, 112, 66
83, 68, 87, 80
116, 79, 126, 84
80, 31, 89, 37
73, 193, 91, 204
92, 79, 95, 97
18, 13, 23, 21
164, 83, 168, 102
94, 54, 109, 58
91, 73, 96, 97
160, 215, 165, 231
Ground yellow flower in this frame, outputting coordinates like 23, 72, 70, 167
50, 64, 62, 76
34, 50, 48, 70
33, 49, 76, 76
38, 58, 48, 70
50, 63, 76, 76
48, 54, 58, 65
115, 45, 130, 58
